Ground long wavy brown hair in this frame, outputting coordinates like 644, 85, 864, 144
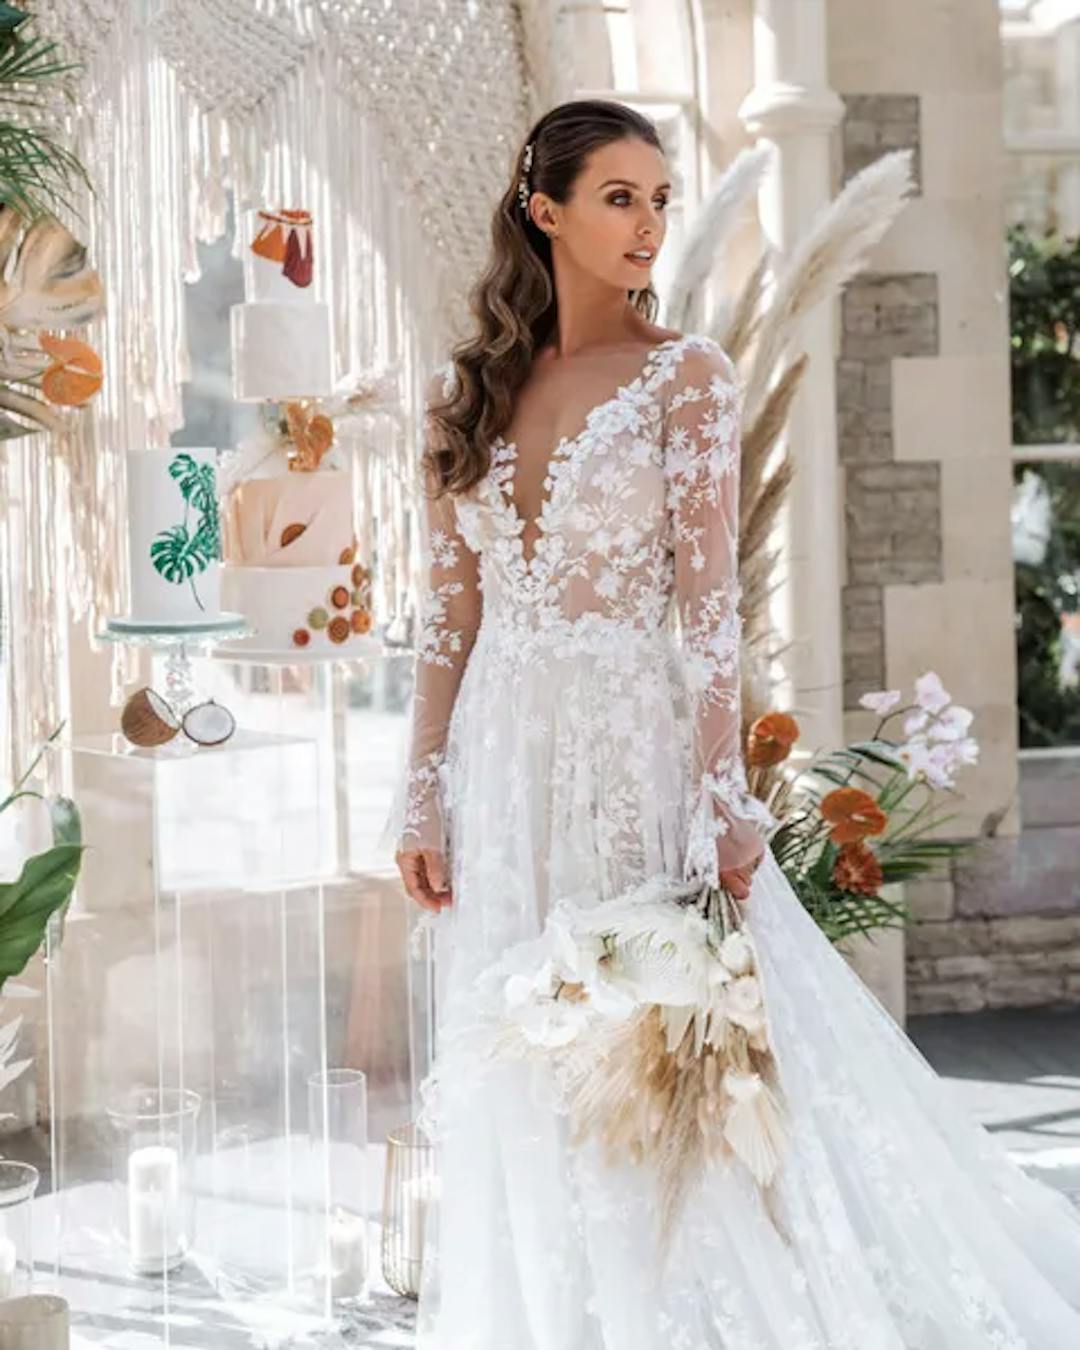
425, 99, 662, 498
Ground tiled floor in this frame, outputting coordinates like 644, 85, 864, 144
908, 1003, 1080, 1202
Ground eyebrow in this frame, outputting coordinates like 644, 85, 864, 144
598, 178, 672, 191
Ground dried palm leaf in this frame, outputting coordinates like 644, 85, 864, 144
743, 150, 914, 425
665, 144, 772, 333
714, 249, 770, 362
0, 209, 104, 329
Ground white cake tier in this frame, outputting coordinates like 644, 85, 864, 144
126, 448, 222, 625
231, 301, 332, 402
221, 563, 375, 655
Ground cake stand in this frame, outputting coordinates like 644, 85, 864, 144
100, 614, 253, 713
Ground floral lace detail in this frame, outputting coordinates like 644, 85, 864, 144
389, 334, 771, 875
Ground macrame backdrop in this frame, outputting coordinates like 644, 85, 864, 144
1, 0, 578, 774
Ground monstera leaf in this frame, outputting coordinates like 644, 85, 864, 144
169, 453, 216, 515
150, 525, 214, 585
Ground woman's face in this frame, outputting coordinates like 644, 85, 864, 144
533, 136, 670, 290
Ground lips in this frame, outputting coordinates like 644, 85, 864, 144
625, 250, 654, 268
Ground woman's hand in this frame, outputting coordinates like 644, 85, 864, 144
396, 847, 453, 912
718, 843, 766, 903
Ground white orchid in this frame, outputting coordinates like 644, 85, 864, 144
927, 703, 974, 742
859, 688, 902, 716
914, 670, 951, 714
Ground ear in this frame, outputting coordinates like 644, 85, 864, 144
531, 193, 559, 237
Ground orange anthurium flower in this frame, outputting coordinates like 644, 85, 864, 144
747, 711, 800, 767
820, 786, 888, 844
833, 842, 884, 896
39, 332, 103, 406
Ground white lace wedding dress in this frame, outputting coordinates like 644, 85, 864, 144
385, 334, 1080, 1349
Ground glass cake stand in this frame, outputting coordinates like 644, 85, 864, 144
100, 613, 253, 713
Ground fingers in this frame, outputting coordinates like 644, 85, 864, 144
395, 850, 453, 912
719, 864, 753, 903
423, 848, 451, 899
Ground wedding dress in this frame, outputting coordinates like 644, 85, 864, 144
384, 333, 1080, 1349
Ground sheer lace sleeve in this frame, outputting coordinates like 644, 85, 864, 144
390, 367, 482, 856
663, 340, 776, 886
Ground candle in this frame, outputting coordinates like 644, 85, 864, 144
128, 1145, 182, 1274
0, 1234, 15, 1299
400, 1174, 440, 1267
327, 1206, 366, 1300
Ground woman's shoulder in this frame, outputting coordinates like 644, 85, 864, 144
655, 331, 737, 390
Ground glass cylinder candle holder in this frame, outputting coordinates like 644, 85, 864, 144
0, 1161, 39, 1299
381, 1124, 438, 1299
106, 1087, 201, 1276
308, 1068, 369, 1304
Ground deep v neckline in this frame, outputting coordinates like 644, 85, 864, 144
492, 336, 683, 571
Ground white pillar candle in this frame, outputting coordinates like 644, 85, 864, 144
400, 1175, 440, 1267
128, 1145, 182, 1273
328, 1206, 366, 1299
0, 1233, 16, 1299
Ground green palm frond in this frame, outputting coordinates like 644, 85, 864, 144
0, 21, 90, 220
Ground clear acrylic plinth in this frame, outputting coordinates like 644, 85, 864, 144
40, 728, 359, 1344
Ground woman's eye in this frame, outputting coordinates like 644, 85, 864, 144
608, 193, 669, 210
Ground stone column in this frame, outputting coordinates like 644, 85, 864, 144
738, 0, 846, 750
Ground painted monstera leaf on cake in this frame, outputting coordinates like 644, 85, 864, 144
150, 452, 221, 611
0, 208, 105, 439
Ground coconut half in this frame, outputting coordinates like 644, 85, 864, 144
121, 687, 180, 747
182, 699, 237, 747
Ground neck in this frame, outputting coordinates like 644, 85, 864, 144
546, 249, 646, 358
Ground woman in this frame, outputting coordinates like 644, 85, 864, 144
387, 99, 1080, 1348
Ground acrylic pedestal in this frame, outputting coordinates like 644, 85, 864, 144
41, 729, 346, 1346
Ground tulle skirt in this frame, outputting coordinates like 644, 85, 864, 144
410, 628, 1080, 1349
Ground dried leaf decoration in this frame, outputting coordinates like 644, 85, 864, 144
39, 333, 102, 406
0, 206, 105, 437
283, 399, 334, 472
251, 208, 313, 288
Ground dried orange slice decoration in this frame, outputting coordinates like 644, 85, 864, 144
40, 333, 103, 407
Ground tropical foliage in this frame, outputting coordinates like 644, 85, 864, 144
150, 453, 221, 610
749, 674, 978, 943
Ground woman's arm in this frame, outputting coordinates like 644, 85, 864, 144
392, 372, 482, 904
663, 341, 775, 892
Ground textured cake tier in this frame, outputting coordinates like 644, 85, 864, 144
230, 300, 332, 401
224, 469, 353, 567
221, 562, 374, 654
126, 447, 221, 624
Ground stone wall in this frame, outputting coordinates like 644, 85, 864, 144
825, 0, 1072, 1014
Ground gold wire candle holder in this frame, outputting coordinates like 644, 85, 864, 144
380, 1124, 438, 1299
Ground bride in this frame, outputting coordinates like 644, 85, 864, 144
386, 98, 1080, 1349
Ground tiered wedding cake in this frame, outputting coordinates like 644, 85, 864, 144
220, 208, 375, 655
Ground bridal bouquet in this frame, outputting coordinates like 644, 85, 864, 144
464, 872, 787, 1250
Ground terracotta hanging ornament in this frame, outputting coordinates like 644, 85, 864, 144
283, 399, 334, 472
251, 208, 313, 288
121, 687, 180, 747
181, 699, 237, 747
